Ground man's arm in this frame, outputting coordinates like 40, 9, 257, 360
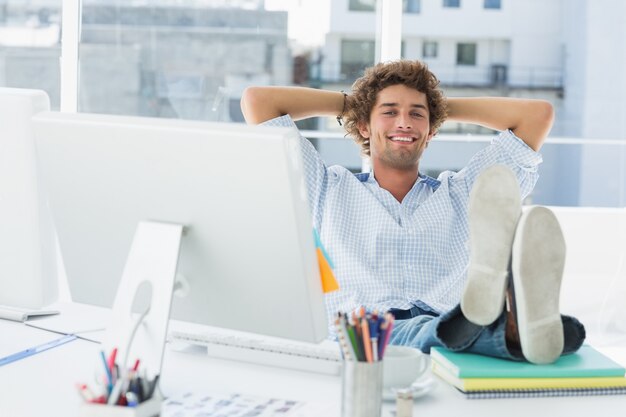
240, 86, 345, 125
446, 97, 554, 151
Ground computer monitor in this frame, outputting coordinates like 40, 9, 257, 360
0, 88, 57, 309
32, 111, 328, 343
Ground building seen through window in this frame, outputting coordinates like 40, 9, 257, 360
0, 0, 62, 109
0, 0, 625, 208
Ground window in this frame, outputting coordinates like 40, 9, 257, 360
341, 40, 375, 81
349, 0, 376, 12
456, 43, 477, 65
443, 0, 461, 8
403, 0, 421, 14
423, 41, 438, 58
0, 1, 62, 109
350, 0, 421, 14
79, 1, 291, 122
484, 0, 502, 9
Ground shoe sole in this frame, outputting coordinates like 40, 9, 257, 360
461, 165, 521, 325
512, 206, 565, 364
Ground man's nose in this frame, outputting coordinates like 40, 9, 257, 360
396, 113, 412, 129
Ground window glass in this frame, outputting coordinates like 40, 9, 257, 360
456, 43, 477, 65
403, 0, 421, 14
0, 1, 62, 109
443, 0, 461, 8
349, 0, 421, 14
349, 0, 375, 12
79, 1, 294, 122
341, 40, 375, 83
423, 41, 438, 58
484, 0, 501, 9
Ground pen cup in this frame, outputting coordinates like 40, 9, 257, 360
79, 397, 161, 417
341, 361, 383, 417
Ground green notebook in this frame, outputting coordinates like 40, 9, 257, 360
430, 345, 626, 378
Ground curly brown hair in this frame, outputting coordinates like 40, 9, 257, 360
343, 60, 447, 157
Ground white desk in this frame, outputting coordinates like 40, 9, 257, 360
2, 316, 626, 417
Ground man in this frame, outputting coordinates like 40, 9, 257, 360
240, 60, 584, 364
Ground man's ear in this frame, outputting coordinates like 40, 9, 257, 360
358, 121, 370, 139
425, 129, 437, 147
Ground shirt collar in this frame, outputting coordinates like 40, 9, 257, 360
418, 173, 441, 191
366, 169, 441, 191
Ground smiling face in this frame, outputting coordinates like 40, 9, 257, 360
358, 84, 435, 172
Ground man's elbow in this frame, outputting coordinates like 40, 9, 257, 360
526, 100, 554, 150
532, 100, 555, 131
511, 100, 555, 151
240, 87, 264, 125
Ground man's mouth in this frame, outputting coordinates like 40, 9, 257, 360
388, 135, 416, 143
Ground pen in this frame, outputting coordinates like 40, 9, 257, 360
368, 316, 379, 362
351, 313, 365, 361
380, 313, 394, 359
145, 374, 160, 400
76, 383, 95, 402
107, 379, 124, 405
336, 313, 357, 361
361, 316, 373, 363
100, 350, 113, 392
0, 334, 77, 367
378, 319, 389, 360
108, 347, 118, 378
345, 316, 362, 361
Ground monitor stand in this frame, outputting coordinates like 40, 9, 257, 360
102, 221, 184, 379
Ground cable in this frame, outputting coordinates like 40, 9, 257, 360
121, 303, 151, 372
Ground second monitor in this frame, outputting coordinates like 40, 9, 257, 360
33, 112, 328, 343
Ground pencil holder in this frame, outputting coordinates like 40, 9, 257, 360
341, 361, 383, 417
78, 396, 161, 417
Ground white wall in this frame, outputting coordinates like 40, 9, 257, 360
562, 0, 626, 206
508, 0, 563, 86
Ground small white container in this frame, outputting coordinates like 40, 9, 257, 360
79, 397, 161, 417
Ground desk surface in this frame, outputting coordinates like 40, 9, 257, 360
2, 316, 626, 417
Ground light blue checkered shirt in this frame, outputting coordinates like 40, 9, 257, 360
263, 115, 543, 320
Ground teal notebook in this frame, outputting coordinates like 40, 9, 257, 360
430, 345, 626, 378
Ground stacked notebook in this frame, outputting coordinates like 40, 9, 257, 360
431, 345, 626, 399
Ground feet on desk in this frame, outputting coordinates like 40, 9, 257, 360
462, 165, 521, 326
462, 166, 566, 364
509, 206, 565, 365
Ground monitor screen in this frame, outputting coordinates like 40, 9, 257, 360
0, 88, 57, 309
32, 112, 328, 343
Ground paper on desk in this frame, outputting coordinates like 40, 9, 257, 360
24, 301, 111, 343
161, 392, 337, 417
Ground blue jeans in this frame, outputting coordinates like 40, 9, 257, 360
390, 304, 586, 360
